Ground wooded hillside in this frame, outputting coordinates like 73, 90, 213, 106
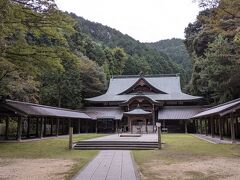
185, 0, 240, 104
0, 0, 184, 108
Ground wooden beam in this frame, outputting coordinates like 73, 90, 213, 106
17, 116, 22, 141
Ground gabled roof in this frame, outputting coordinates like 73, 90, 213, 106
158, 106, 204, 120
124, 107, 152, 116
81, 107, 123, 120
86, 74, 202, 103
193, 98, 240, 118
0, 99, 91, 119
119, 76, 167, 95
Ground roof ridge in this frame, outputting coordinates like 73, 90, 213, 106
112, 74, 179, 79
206, 97, 240, 110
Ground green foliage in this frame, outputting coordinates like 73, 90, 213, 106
69, 13, 182, 76
0, 0, 107, 108
185, 0, 240, 104
146, 38, 192, 71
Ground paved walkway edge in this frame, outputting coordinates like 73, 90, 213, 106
71, 151, 100, 180
130, 151, 140, 180
72, 150, 138, 180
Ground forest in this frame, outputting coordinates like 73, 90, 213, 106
185, 0, 240, 104
0, 0, 239, 108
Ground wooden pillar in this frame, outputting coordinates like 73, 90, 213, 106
5, 117, 9, 140
68, 119, 71, 134
236, 116, 239, 139
152, 109, 155, 132
215, 119, 218, 135
184, 120, 188, 134
95, 120, 98, 133
205, 119, 208, 136
86, 120, 88, 133
69, 127, 73, 150
230, 114, 236, 143
130, 120, 132, 134
158, 124, 161, 149
219, 118, 223, 140
40, 117, 44, 139
200, 119, 203, 134
17, 116, 22, 141
196, 119, 198, 133
145, 119, 148, 134
27, 117, 30, 138
56, 118, 59, 136
50, 118, 53, 135
43, 118, 47, 137
211, 118, 215, 138
77, 119, 81, 134
36, 117, 39, 137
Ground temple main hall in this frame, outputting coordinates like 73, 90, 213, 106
82, 74, 203, 133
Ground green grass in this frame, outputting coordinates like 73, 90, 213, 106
0, 133, 106, 179
133, 134, 240, 179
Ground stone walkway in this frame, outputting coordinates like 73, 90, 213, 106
72, 150, 138, 180
195, 134, 240, 144
84, 133, 157, 142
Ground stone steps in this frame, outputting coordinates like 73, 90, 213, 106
73, 141, 159, 150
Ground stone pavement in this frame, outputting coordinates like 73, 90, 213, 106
72, 150, 138, 180
84, 133, 157, 142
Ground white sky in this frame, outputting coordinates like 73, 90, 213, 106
55, 0, 201, 42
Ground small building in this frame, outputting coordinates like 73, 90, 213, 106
83, 74, 203, 133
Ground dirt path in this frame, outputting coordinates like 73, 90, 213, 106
139, 157, 240, 180
0, 158, 75, 180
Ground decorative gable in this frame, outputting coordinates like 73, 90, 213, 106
119, 77, 167, 95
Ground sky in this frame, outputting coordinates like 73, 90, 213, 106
55, 0, 201, 42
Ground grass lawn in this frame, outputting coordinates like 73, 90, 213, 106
133, 134, 240, 180
0, 133, 106, 179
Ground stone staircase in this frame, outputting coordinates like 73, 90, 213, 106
73, 141, 159, 150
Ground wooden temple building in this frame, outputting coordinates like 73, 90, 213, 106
0, 74, 239, 143
83, 74, 203, 134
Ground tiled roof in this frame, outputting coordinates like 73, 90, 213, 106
124, 107, 152, 115
81, 107, 123, 120
158, 106, 204, 120
1, 99, 91, 119
193, 98, 240, 118
86, 74, 202, 102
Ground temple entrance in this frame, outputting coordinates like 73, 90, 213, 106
132, 119, 145, 134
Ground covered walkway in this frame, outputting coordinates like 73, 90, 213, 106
192, 98, 240, 143
0, 99, 93, 141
